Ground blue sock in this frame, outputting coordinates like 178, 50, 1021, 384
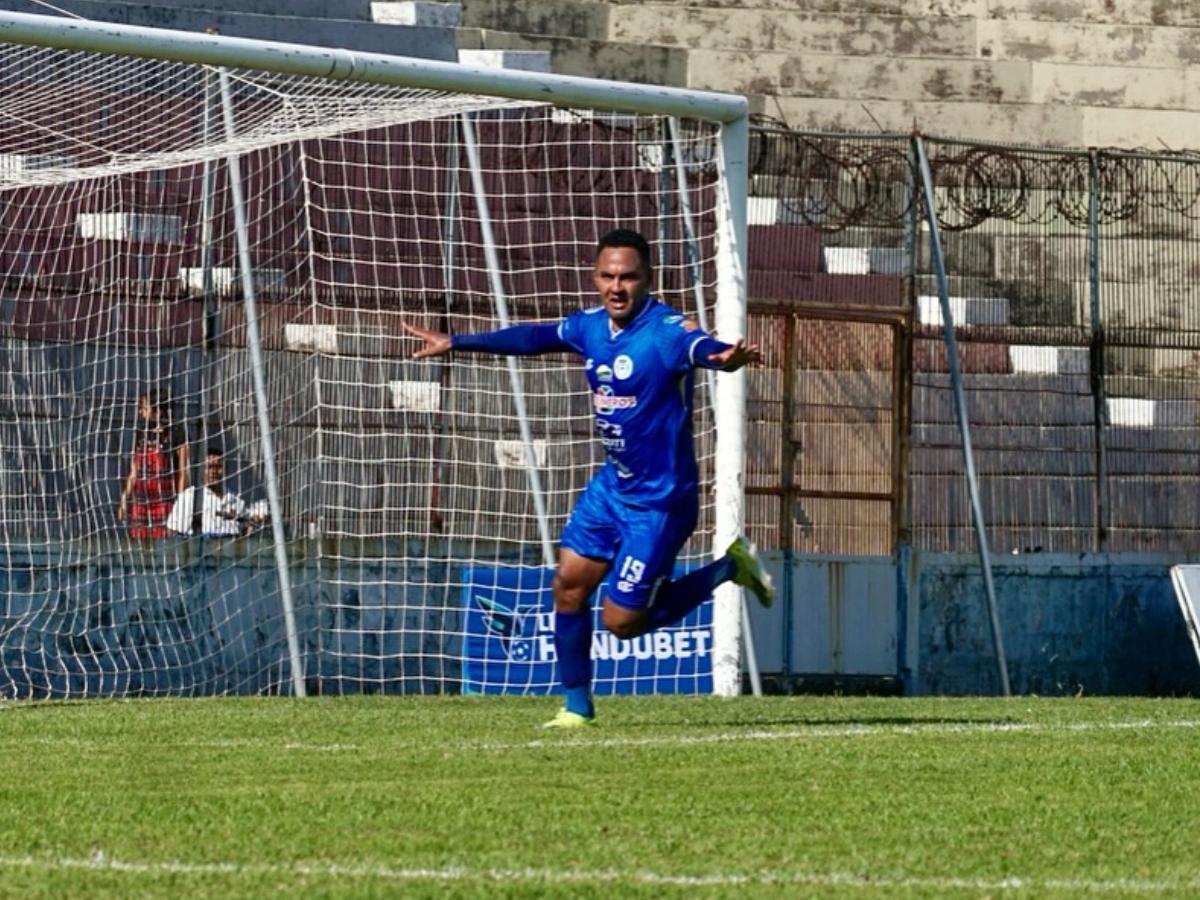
554, 609, 594, 718
645, 556, 735, 630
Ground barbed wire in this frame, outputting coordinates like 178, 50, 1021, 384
746, 115, 1200, 232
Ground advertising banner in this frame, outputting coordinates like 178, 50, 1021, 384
462, 566, 713, 695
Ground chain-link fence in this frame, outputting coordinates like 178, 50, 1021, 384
744, 120, 1200, 556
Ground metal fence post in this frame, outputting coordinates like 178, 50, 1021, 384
914, 135, 1011, 697
1087, 150, 1109, 553
895, 136, 919, 692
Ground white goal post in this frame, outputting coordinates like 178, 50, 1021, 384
0, 11, 750, 699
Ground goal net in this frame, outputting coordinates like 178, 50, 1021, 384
0, 17, 747, 698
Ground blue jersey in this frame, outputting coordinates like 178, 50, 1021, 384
557, 297, 719, 509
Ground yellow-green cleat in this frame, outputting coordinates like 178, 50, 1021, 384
726, 536, 775, 608
542, 709, 597, 729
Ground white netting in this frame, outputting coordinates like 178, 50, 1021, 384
0, 39, 728, 697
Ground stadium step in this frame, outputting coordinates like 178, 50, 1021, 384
1, 0, 459, 59
454, 26, 688, 86
749, 271, 904, 307
47, 0, 382, 20
373, 1, 462, 27
457, 48, 552, 71
748, 225, 823, 274
689, 49, 1031, 105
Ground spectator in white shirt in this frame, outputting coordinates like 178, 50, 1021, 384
166, 447, 266, 537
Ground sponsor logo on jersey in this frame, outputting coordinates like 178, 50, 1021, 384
594, 363, 614, 382
595, 420, 625, 451
585, 357, 594, 371
593, 384, 637, 415
613, 354, 634, 380
663, 313, 699, 332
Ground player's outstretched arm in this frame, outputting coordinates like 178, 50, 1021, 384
401, 321, 452, 359
404, 319, 572, 359
707, 338, 761, 372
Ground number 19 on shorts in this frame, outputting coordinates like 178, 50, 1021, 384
616, 555, 646, 594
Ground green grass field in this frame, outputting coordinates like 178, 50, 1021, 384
1, 695, 1198, 898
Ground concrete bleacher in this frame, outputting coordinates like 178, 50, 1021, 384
737, 184, 1187, 558
10, 0, 1200, 286
457, 0, 1200, 149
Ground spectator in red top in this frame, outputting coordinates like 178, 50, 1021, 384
117, 390, 190, 539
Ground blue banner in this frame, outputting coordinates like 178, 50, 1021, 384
462, 566, 713, 695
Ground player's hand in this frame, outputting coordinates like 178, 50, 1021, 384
708, 338, 761, 372
401, 321, 452, 359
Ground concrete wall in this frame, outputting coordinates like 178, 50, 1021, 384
460, 0, 1200, 148
747, 550, 1200, 695
0, 538, 465, 698
2, 0, 1194, 146
912, 552, 1200, 695
5, 540, 1197, 698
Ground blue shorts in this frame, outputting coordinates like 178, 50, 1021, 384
559, 477, 699, 612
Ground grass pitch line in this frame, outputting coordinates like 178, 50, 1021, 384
1, 736, 360, 753
0, 852, 1197, 893
485, 717, 1200, 751
201, 739, 360, 752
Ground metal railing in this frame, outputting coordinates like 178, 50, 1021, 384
743, 120, 1200, 556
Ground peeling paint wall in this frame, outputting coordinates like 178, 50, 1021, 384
914, 553, 1200, 696
747, 551, 1200, 696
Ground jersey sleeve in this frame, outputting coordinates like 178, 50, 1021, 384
555, 310, 589, 355
689, 335, 735, 370
657, 314, 731, 372
450, 322, 570, 355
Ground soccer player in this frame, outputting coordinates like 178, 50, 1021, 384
403, 229, 773, 727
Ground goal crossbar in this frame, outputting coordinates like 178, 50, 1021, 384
0, 11, 747, 124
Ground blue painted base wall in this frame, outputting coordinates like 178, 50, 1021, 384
0, 538, 467, 699
5, 543, 1200, 697
915, 553, 1200, 696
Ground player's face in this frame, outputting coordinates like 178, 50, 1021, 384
594, 246, 651, 326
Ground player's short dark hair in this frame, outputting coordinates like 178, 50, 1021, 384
206, 446, 223, 458
596, 229, 652, 271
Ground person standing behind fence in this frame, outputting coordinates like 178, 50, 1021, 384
117, 390, 190, 539
164, 446, 269, 538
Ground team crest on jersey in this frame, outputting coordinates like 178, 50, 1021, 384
595, 363, 614, 382
613, 354, 634, 380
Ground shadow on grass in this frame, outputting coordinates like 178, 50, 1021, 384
0, 698, 123, 714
